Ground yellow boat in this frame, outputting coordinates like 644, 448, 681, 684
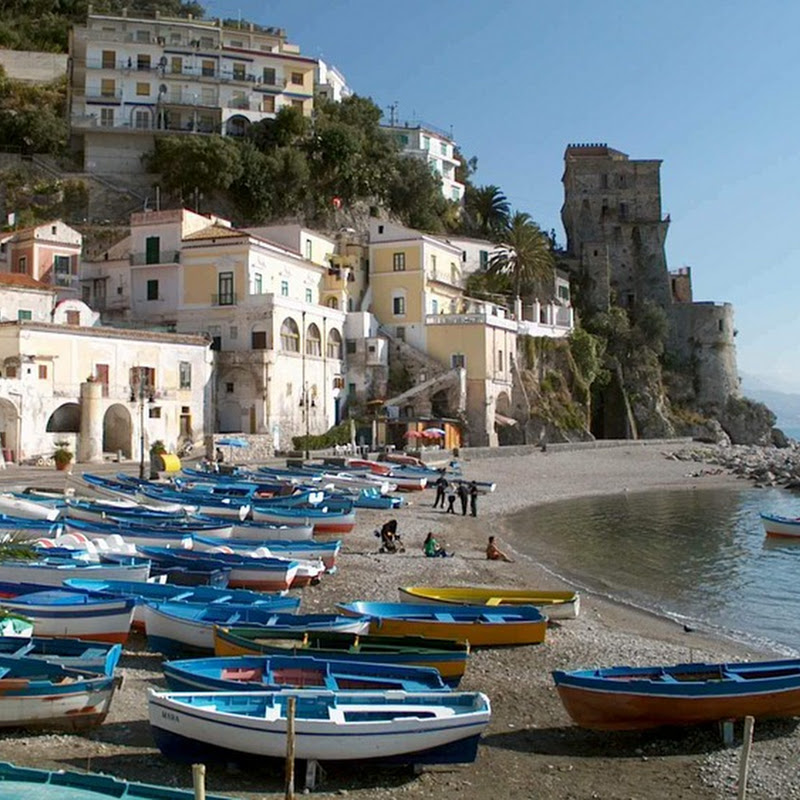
398, 586, 580, 620
337, 602, 547, 647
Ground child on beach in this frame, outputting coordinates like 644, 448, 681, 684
486, 536, 514, 562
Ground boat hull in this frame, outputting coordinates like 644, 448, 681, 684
760, 513, 800, 538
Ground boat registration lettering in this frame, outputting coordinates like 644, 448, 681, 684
161, 710, 181, 722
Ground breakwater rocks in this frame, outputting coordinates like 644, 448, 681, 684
668, 442, 800, 489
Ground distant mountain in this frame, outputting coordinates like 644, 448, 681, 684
740, 374, 800, 430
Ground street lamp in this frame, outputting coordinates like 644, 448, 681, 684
131, 368, 151, 479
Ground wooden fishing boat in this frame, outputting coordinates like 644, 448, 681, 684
0, 581, 135, 643
0, 556, 151, 586
552, 658, 800, 731
148, 688, 490, 765
0, 761, 232, 800
144, 601, 369, 657
163, 654, 449, 693
212, 627, 470, 686
760, 512, 800, 538
64, 578, 298, 629
0, 635, 121, 674
337, 601, 548, 647
66, 513, 234, 540
0, 654, 119, 730
398, 586, 580, 620
0, 493, 61, 521
191, 535, 341, 570
249, 504, 356, 534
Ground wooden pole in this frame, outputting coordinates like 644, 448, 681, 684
736, 716, 755, 800
192, 763, 206, 800
285, 696, 296, 800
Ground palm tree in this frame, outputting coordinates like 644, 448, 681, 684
489, 212, 555, 300
465, 185, 510, 239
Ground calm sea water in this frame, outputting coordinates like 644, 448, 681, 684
507, 486, 800, 655
782, 425, 800, 441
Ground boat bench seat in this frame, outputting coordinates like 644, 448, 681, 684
434, 613, 456, 622
481, 614, 507, 623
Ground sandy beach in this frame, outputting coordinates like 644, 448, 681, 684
3, 442, 799, 799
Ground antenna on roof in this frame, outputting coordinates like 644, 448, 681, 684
388, 101, 398, 126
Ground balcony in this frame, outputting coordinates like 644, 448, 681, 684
163, 91, 220, 107
211, 293, 238, 306
80, 89, 123, 104
130, 251, 181, 266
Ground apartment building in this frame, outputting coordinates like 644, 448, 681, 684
69, 11, 318, 173
381, 122, 465, 202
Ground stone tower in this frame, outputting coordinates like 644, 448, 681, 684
560, 144, 672, 312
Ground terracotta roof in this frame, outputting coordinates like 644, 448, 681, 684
0, 273, 52, 291
183, 224, 245, 242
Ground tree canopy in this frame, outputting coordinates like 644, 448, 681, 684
488, 212, 555, 299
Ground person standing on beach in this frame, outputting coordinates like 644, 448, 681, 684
445, 485, 457, 514
433, 473, 448, 508
457, 482, 469, 516
469, 480, 478, 517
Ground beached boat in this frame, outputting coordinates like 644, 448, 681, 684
163, 654, 449, 693
337, 601, 548, 647
0, 493, 61, 521
191, 535, 341, 570
552, 658, 800, 731
212, 627, 470, 686
249, 504, 356, 534
144, 601, 369, 657
65, 512, 234, 540
398, 586, 580, 620
0, 761, 232, 800
0, 613, 33, 637
0, 635, 121, 674
0, 581, 135, 643
0, 555, 151, 586
0, 654, 119, 730
149, 688, 490, 765
760, 512, 800, 538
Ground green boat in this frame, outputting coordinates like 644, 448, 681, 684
213, 626, 469, 686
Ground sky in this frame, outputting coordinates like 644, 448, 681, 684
202, 0, 800, 392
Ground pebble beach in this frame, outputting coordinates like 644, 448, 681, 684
4, 442, 800, 799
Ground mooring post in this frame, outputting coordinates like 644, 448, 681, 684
285, 695, 296, 800
736, 715, 755, 800
720, 717, 735, 746
192, 763, 206, 800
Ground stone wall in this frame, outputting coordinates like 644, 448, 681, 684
206, 434, 274, 465
0, 51, 67, 84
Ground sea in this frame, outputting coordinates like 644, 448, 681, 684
507, 484, 800, 656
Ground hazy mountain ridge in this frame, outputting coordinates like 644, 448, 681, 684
740, 375, 800, 429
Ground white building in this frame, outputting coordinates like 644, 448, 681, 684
315, 60, 352, 103
69, 11, 317, 174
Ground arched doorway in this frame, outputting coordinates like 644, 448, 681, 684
46, 403, 81, 432
0, 398, 19, 462
225, 114, 250, 137
103, 404, 132, 457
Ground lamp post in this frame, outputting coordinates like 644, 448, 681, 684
302, 383, 311, 461
131, 368, 149, 479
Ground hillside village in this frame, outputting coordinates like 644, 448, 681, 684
0, 6, 782, 468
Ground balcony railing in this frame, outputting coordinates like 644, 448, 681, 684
80, 89, 123, 103
130, 251, 181, 266
211, 293, 238, 306
163, 91, 220, 107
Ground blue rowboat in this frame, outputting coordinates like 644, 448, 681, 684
136, 485, 251, 519
0, 635, 121, 675
148, 688, 491, 765
152, 566, 231, 588
192, 515, 315, 541
144, 600, 370, 657
552, 658, 800, 731
65, 509, 234, 537
249, 504, 356, 535
0, 581, 135, 643
64, 497, 193, 522
337, 601, 548, 647
163, 654, 450, 693
0, 654, 119, 730
0, 556, 151, 586
190, 535, 341, 570
0, 761, 233, 799
63, 577, 299, 628
760, 512, 800, 538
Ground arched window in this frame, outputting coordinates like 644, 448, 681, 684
327, 328, 343, 360
326, 297, 339, 309
280, 317, 300, 352
306, 323, 321, 356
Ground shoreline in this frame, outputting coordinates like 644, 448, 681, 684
1, 443, 797, 799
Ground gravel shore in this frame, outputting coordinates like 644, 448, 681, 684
3, 443, 799, 799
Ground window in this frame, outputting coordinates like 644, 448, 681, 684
145, 236, 160, 264
100, 108, 114, 127
18, 309, 31, 321
179, 361, 191, 389
431, 299, 438, 315
54, 254, 72, 285
305, 288, 313, 304
229, 325, 238, 340
558, 284, 570, 301
348, 382, 356, 397
253, 274, 263, 294
280, 318, 300, 351
201, 59, 215, 77
479, 250, 489, 269
451, 353, 466, 369
171, 56, 183, 74
101, 50, 116, 69
304, 239, 312, 259
146, 279, 159, 300
280, 280, 289, 297
430, 254, 437, 277
210, 336, 221, 351
251, 331, 267, 350
38, 365, 47, 379
6, 366, 16, 378
395, 326, 405, 341
327, 328, 343, 359
225, 382, 234, 394
134, 110, 150, 129
619, 202, 628, 220
218, 272, 234, 305
392, 296, 405, 316
291, 71, 304, 85
66, 310, 80, 325
262, 95, 275, 113
200, 36, 214, 48
262, 67, 276, 85
135, 29, 150, 42
231, 90, 247, 109
100, 78, 116, 97
137, 54, 151, 70
392, 252, 405, 272
291, 99, 304, 110
440, 141, 448, 156
306, 324, 321, 356
497, 350, 503, 372
136, 82, 150, 96
15, 255, 27, 274
232, 63, 246, 81
346, 341, 357, 355
149, 406, 161, 419
422, 135, 430, 150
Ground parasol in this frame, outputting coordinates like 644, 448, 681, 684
216, 437, 249, 448
423, 428, 446, 437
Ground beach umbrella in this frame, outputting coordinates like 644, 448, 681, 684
216, 437, 249, 448
403, 430, 425, 439
423, 428, 446, 437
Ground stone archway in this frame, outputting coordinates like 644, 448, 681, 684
0, 398, 19, 462
47, 403, 81, 432
103, 403, 132, 458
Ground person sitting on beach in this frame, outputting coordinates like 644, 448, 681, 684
424, 531, 450, 558
378, 519, 404, 553
486, 535, 514, 562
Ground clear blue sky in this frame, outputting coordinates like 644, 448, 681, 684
203, 0, 800, 392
